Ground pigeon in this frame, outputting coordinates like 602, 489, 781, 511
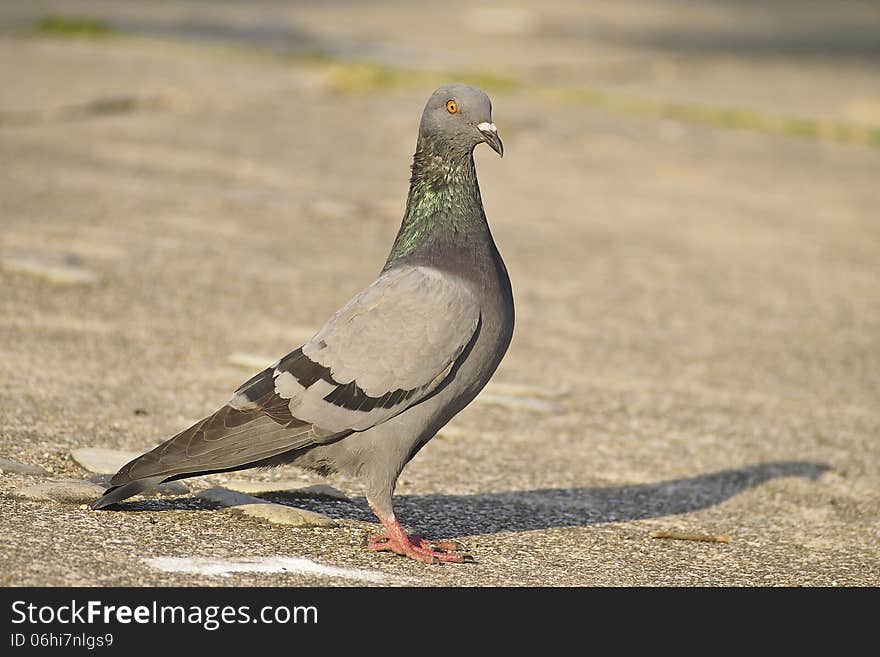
91, 83, 513, 564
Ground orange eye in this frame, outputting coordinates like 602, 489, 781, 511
445, 100, 458, 114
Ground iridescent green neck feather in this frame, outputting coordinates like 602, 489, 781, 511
385, 136, 488, 266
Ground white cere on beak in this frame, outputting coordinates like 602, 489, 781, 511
477, 122, 497, 133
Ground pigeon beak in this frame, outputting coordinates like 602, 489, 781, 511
477, 122, 504, 158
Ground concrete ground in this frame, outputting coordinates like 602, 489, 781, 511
0, 1, 878, 586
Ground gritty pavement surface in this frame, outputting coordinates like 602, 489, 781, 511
0, 1, 878, 586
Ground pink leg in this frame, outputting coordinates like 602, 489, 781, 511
367, 512, 473, 564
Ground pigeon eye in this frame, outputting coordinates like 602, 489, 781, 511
445, 100, 458, 114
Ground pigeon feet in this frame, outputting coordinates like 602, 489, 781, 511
367, 519, 473, 564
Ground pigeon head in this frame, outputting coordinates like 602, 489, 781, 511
418, 83, 503, 158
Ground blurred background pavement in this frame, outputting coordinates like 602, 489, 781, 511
0, 1, 878, 586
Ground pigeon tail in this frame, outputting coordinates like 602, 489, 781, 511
90, 404, 323, 510
91, 477, 164, 509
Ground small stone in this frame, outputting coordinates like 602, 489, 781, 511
71, 447, 141, 474
11, 479, 106, 504
157, 481, 190, 496
0, 458, 50, 476
292, 484, 350, 501
232, 502, 337, 528
196, 487, 336, 527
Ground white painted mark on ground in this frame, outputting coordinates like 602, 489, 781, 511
145, 556, 388, 583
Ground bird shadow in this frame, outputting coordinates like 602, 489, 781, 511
375, 460, 831, 538
115, 460, 830, 540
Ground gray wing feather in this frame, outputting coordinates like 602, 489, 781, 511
244, 265, 481, 432
108, 405, 321, 486
304, 266, 480, 394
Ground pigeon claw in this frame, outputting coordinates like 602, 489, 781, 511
367, 524, 474, 564
410, 534, 469, 553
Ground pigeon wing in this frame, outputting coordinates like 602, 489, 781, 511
231, 265, 482, 433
